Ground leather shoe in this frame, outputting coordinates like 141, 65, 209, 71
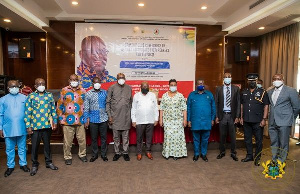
241, 157, 254, 162
65, 159, 72, 165
79, 156, 88, 162
137, 154, 142, 161
201, 155, 208, 162
217, 153, 225, 159
254, 158, 261, 166
89, 157, 98, 162
193, 155, 199, 162
4, 168, 14, 177
146, 152, 153, 160
46, 163, 58, 170
101, 156, 108, 162
231, 154, 238, 161
123, 154, 130, 161
30, 167, 38, 176
20, 165, 30, 172
113, 154, 121, 161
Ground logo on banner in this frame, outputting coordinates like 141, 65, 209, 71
251, 147, 296, 191
154, 29, 159, 35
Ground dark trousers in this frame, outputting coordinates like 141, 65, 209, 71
90, 122, 108, 158
243, 122, 263, 159
31, 128, 52, 167
136, 124, 154, 154
269, 124, 290, 162
219, 113, 236, 154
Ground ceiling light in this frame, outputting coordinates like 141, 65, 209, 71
201, 6, 207, 10
258, 26, 265, 30
72, 1, 79, 5
3, 19, 11, 23
138, 3, 145, 7
40, 38, 46, 42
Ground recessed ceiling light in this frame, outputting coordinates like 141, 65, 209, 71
3, 19, 11, 23
138, 3, 145, 7
72, 1, 79, 5
201, 6, 207, 10
258, 27, 265, 30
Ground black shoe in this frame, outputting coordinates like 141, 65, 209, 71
217, 153, 225, 159
4, 168, 14, 177
89, 157, 98, 162
123, 154, 130, 161
254, 158, 261, 166
46, 163, 58, 170
20, 165, 30, 172
65, 159, 72, 165
201, 155, 208, 162
30, 167, 38, 176
101, 156, 108, 162
113, 154, 121, 161
231, 154, 238, 161
79, 156, 88, 162
241, 157, 254, 162
193, 155, 199, 162
173, 157, 178, 161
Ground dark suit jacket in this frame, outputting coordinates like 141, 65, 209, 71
215, 85, 241, 121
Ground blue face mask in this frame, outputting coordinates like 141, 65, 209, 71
257, 84, 262, 88
9, 87, 19, 95
224, 78, 232, 85
197, 85, 205, 91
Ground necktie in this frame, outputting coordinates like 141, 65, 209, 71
272, 89, 280, 105
226, 86, 230, 107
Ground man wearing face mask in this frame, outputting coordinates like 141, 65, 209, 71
267, 74, 300, 163
0, 80, 30, 177
57, 74, 87, 165
240, 74, 269, 166
77, 36, 116, 89
187, 79, 216, 162
24, 78, 59, 176
106, 73, 132, 161
84, 77, 109, 162
131, 82, 159, 161
215, 72, 240, 161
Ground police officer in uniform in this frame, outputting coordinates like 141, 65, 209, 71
240, 73, 270, 166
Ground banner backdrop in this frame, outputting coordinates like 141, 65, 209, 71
75, 23, 196, 97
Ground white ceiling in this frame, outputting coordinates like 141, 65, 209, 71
0, 0, 299, 37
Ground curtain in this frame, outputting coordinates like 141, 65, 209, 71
259, 22, 299, 88
0, 30, 3, 75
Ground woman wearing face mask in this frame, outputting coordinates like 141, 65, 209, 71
159, 79, 187, 160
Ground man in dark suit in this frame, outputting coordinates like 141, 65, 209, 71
215, 72, 240, 161
268, 74, 300, 162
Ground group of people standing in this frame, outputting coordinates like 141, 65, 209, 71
0, 71, 299, 178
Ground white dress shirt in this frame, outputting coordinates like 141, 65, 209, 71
272, 84, 283, 105
131, 92, 159, 124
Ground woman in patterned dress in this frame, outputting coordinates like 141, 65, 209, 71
159, 79, 187, 160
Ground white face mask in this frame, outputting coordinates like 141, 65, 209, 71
37, 85, 45, 92
93, 83, 101, 90
70, 81, 79, 88
224, 78, 232, 85
273, 80, 283, 88
170, 86, 177, 92
257, 84, 262, 88
118, 79, 125, 85
9, 87, 19, 95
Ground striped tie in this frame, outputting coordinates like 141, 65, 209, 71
226, 86, 230, 107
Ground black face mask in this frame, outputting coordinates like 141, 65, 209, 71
141, 88, 149, 94
249, 82, 256, 89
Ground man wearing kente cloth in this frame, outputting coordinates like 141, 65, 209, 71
77, 36, 116, 89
